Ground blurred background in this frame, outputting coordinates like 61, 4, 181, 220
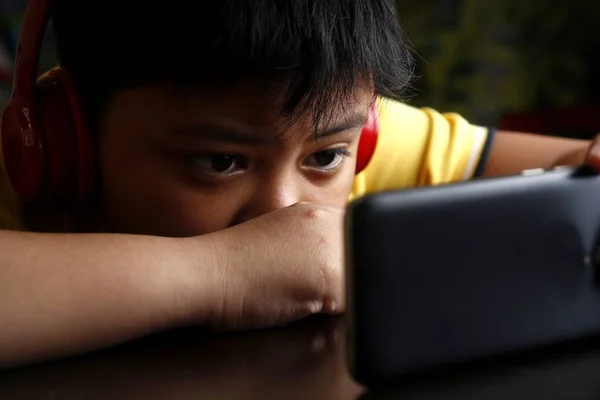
1, 0, 599, 137
398, 0, 600, 138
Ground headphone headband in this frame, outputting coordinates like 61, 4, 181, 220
12, 0, 53, 102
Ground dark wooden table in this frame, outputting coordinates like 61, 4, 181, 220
3, 315, 600, 399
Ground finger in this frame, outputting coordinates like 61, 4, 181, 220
584, 134, 600, 172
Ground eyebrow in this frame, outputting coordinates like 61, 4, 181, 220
314, 111, 369, 140
173, 111, 369, 144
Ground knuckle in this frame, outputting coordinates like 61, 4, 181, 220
300, 204, 328, 221
315, 258, 340, 293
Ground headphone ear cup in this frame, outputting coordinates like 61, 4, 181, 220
1, 95, 46, 203
46, 68, 95, 201
355, 103, 379, 175
35, 73, 81, 202
30, 68, 94, 204
1, 68, 94, 204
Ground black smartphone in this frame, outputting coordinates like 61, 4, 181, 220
345, 166, 600, 387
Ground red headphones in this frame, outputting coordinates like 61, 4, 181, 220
1, 0, 94, 204
1, 0, 378, 204
356, 102, 379, 175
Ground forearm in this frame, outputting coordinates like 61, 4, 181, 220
483, 131, 589, 177
0, 230, 212, 368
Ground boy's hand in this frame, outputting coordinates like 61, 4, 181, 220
584, 134, 600, 172
191, 203, 346, 330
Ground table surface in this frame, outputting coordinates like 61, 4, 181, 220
3, 315, 600, 399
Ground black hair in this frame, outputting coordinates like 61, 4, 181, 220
52, 0, 414, 130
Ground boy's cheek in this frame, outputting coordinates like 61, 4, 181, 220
98, 156, 356, 237
101, 186, 241, 237
100, 182, 353, 237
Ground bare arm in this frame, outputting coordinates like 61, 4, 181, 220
0, 230, 216, 369
0, 203, 345, 369
482, 131, 590, 177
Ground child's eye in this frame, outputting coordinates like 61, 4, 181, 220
304, 148, 351, 172
186, 154, 246, 176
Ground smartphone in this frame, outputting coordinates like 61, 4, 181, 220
345, 166, 600, 387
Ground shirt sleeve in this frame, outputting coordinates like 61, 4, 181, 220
350, 99, 495, 200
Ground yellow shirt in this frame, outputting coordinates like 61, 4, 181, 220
350, 98, 492, 200
0, 98, 493, 231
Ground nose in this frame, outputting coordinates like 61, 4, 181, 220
233, 171, 303, 224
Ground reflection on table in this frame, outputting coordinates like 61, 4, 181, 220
3, 315, 600, 399
0, 316, 361, 399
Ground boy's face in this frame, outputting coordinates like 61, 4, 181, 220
97, 83, 372, 237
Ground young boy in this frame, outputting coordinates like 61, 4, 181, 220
0, 0, 598, 368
